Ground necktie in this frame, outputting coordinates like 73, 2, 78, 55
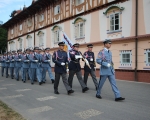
108, 50, 109, 53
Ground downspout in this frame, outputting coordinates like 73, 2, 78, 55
34, 14, 35, 47
135, 0, 138, 81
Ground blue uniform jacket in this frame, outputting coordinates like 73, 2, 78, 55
5, 56, 10, 67
52, 50, 68, 74
1, 56, 6, 67
9, 55, 15, 67
22, 54, 30, 68
29, 53, 41, 69
14, 54, 22, 68
84, 51, 96, 72
96, 49, 115, 75
69, 49, 81, 71
42, 53, 51, 68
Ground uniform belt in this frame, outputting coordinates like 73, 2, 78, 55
71, 60, 79, 63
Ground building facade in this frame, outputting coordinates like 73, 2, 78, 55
2, 0, 150, 83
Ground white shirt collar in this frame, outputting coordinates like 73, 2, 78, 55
104, 48, 108, 51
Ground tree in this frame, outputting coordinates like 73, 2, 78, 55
0, 27, 7, 54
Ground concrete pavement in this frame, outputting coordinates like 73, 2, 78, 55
0, 72, 150, 120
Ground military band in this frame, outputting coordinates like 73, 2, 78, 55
0, 40, 125, 101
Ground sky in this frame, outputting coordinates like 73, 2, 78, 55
0, 0, 32, 24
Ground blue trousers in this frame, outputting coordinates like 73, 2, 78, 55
31, 68, 41, 83
5, 67, 9, 77
10, 67, 14, 78
42, 67, 54, 82
1, 67, 5, 76
28, 68, 32, 80
21, 67, 23, 80
96, 75, 121, 98
23, 68, 29, 81
15, 67, 21, 80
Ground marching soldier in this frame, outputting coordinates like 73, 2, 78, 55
83, 44, 98, 90
1, 53, 6, 77
52, 42, 74, 95
68, 43, 89, 93
5, 52, 10, 78
42, 47, 55, 83
22, 48, 30, 83
29, 47, 42, 85
96, 39, 125, 101
9, 50, 16, 79
14, 49, 22, 81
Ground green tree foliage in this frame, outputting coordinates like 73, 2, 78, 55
0, 27, 7, 54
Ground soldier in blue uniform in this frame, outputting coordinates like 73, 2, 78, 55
83, 44, 98, 90
5, 52, 10, 78
29, 47, 42, 85
1, 53, 6, 77
52, 42, 74, 95
14, 49, 22, 81
96, 39, 125, 101
42, 47, 55, 83
9, 50, 16, 79
22, 48, 30, 83
68, 43, 89, 93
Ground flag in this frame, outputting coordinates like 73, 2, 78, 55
62, 32, 73, 51
61, 32, 74, 60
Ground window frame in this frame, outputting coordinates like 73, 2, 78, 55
39, 14, 44, 22
27, 37, 32, 48
53, 29, 60, 43
38, 33, 44, 47
19, 24, 22, 30
121, 53, 131, 64
11, 29, 13, 34
76, 0, 83, 6
74, 21, 85, 39
109, 12, 120, 32
54, 5, 60, 15
18, 39, 23, 49
147, 51, 150, 64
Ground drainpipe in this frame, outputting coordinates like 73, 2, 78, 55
135, 0, 138, 81
34, 14, 35, 47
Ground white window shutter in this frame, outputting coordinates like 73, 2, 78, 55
74, 24, 78, 38
80, 23, 84, 37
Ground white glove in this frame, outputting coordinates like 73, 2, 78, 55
84, 59, 89, 65
61, 62, 65, 66
12, 59, 14, 61
26, 60, 30, 62
66, 69, 69, 73
47, 60, 51, 62
94, 67, 96, 70
90, 58, 93, 61
35, 60, 38, 62
7, 60, 10, 62
75, 55, 83, 59
107, 63, 111, 67
19, 59, 21, 61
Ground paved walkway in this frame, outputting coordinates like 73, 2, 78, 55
0, 72, 150, 120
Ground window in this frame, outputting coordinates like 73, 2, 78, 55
54, 5, 60, 15
11, 29, 13, 34
148, 52, 150, 63
27, 36, 32, 48
20, 24, 22, 30
74, 21, 85, 39
10, 42, 15, 51
54, 30, 60, 43
120, 50, 132, 67
110, 13, 120, 31
38, 32, 44, 47
76, 0, 83, 5
18, 39, 22, 49
122, 53, 130, 63
28, 19, 32, 27
39, 14, 44, 22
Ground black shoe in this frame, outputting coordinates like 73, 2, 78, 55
39, 82, 42, 85
31, 82, 34, 85
42, 81, 45, 84
2, 74, 3, 77
54, 91, 59, 94
96, 95, 102, 99
51, 79, 55, 84
16, 79, 19, 81
115, 97, 125, 101
6, 76, 8, 78
11, 77, 14, 79
23, 81, 26, 83
82, 87, 89, 93
68, 90, 74, 95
